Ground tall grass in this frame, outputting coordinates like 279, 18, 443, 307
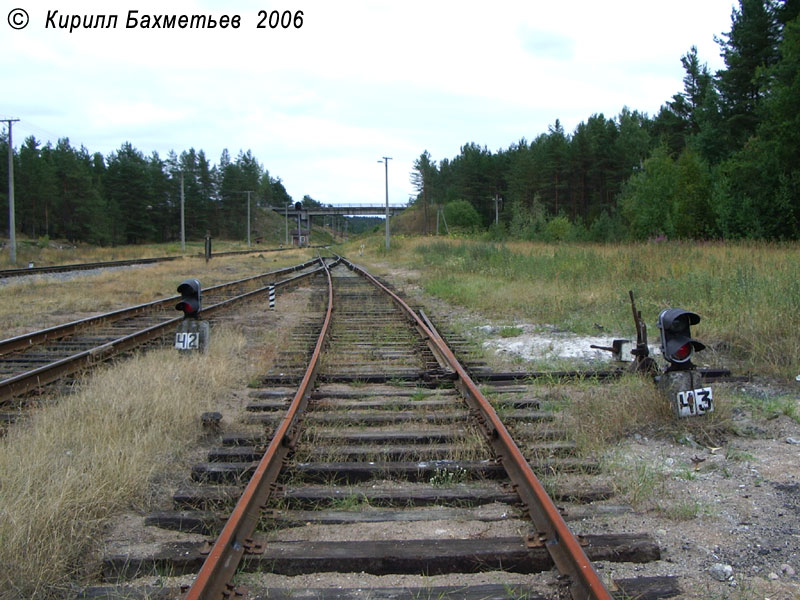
564, 375, 671, 453
404, 239, 800, 377
0, 328, 248, 598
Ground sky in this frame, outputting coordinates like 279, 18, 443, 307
1, 0, 738, 208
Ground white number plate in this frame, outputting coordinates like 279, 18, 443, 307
175, 332, 199, 350
676, 387, 713, 417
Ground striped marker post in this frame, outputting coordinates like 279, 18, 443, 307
268, 285, 276, 309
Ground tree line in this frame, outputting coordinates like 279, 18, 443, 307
0, 139, 294, 245
410, 0, 800, 241
2, 0, 796, 246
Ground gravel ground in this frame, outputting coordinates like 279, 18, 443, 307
574, 399, 800, 599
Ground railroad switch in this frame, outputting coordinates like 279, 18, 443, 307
627, 291, 659, 375
590, 338, 631, 362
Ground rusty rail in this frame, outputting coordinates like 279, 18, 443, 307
185, 255, 610, 599
339, 256, 611, 600
185, 257, 335, 599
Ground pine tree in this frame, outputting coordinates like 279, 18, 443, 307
105, 142, 156, 243
716, 0, 781, 150
410, 150, 437, 234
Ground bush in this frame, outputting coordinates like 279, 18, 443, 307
443, 200, 482, 231
543, 215, 572, 242
484, 222, 507, 241
588, 210, 623, 242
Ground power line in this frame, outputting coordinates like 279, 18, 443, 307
0, 116, 62, 146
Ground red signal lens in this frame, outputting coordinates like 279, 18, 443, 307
673, 343, 692, 361
177, 301, 197, 314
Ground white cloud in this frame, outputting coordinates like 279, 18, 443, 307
0, 0, 737, 205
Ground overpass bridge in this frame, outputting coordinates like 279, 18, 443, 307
267, 204, 406, 217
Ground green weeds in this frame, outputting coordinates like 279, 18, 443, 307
725, 447, 756, 462
411, 388, 432, 402
742, 394, 800, 423
602, 453, 667, 508
498, 326, 523, 338
657, 497, 715, 521
411, 239, 800, 377
330, 493, 372, 511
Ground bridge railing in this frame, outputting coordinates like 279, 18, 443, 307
266, 205, 406, 214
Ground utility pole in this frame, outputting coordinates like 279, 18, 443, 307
180, 171, 186, 253
246, 191, 251, 248
378, 156, 392, 250
494, 194, 501, 226
233, 190, 253, 247
3, 118, 20, 265
285, 203, 288, 246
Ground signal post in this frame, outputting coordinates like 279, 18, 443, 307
656, 308, 712, 418
175, 278, 210, 354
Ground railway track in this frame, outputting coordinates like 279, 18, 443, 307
0, 247, 298, 280
81, 257, 680, 600
0, 258, 324, 412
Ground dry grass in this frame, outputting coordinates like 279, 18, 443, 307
562, 375, 736, 454
563, 376, 673, 454
0, 238, 273, 270
0, 327, 249, 598
0, 249, 313, 338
